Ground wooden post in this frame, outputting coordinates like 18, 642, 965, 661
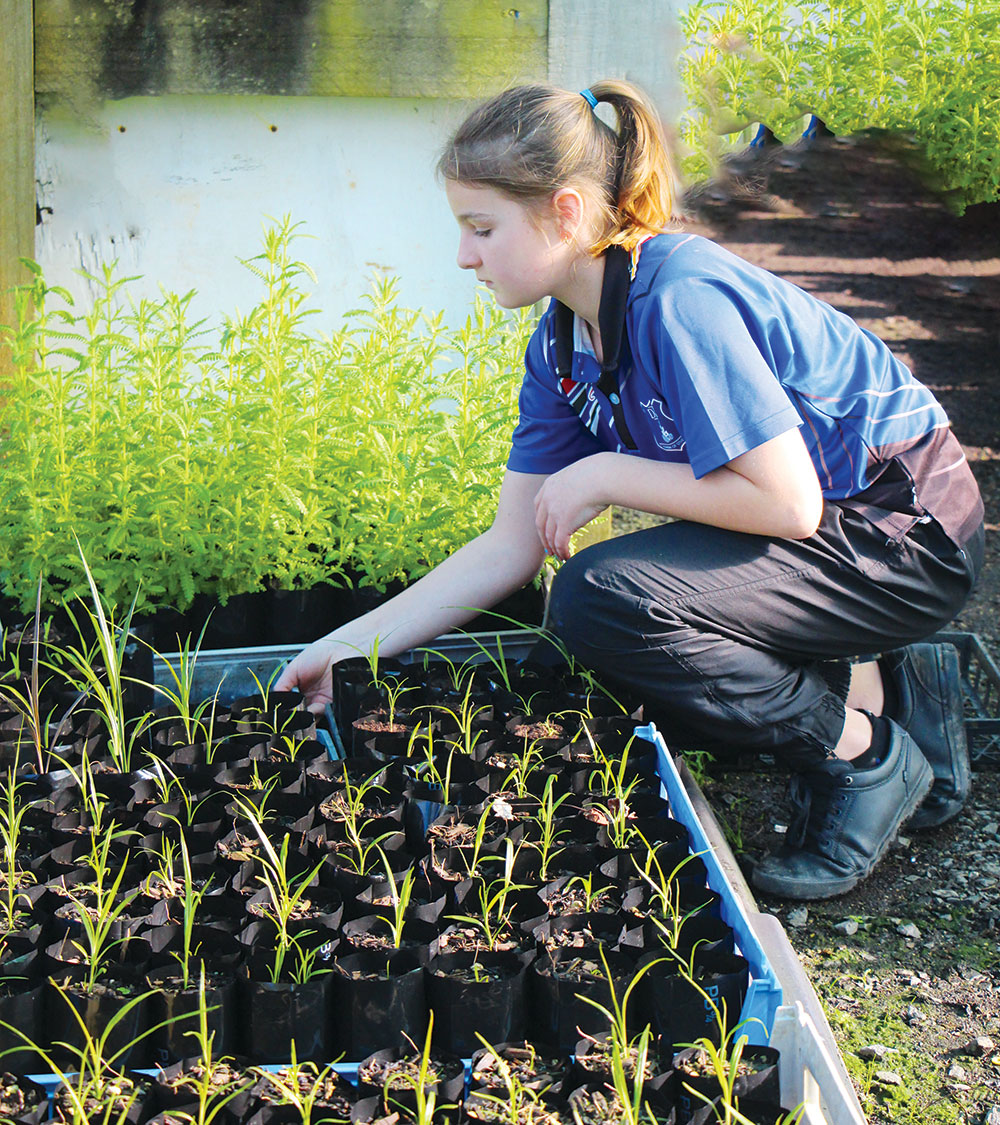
0, 0, 35, 364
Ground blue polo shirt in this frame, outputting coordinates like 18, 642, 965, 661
508, 232, 982, 544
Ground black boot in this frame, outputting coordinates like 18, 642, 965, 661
751, 719, 932, 900
880, 643, 970, 829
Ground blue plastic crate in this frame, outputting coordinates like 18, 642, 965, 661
636, 722, 783, 1047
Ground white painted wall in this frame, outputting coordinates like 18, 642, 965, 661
35, 95, 485, 333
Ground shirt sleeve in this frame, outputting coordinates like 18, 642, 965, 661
634, 277, 803, 478
506, 311, 606, 475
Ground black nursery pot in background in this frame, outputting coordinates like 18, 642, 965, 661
241, 975, 332, 1063
674, 1044, 781, 1124
329, 950, 427, 1062
424, 950, 531, 1057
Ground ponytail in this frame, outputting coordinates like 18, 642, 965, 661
438, 79, 676, 255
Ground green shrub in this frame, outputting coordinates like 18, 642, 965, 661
678, 0, 1000, 212
0, 218, 535, 616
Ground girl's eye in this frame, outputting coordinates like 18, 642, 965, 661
474, 228, 492, 238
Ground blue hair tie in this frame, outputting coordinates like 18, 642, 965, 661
580, 88, 599, 111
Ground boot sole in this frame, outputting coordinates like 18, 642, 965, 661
752, 755, 934, 901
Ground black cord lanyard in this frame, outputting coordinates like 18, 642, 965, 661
552, 244, 637, 451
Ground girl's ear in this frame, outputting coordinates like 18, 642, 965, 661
551, 187, 587, 242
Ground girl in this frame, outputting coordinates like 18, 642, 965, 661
277, 80, 984, 901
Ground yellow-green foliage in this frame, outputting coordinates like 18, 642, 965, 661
0, 218, 535, 616
678, 0, 1000, 212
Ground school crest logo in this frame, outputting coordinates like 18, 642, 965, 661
641, 398, 686, 452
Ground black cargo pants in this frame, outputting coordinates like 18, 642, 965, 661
546, 504, 984, 770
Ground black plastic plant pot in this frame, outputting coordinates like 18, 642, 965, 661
266, 581, 356, 645
333, 655, 407, 734
53, 1073, 155, 1125
241, 975, 333, 1063
329, 949, 427, 1061
529, 948, 638, 1050
246, 1062, 359, 1125
635, 950, 750, 1051
571, 1031, 669, 1091
355, 1043, 466, 1117
355, 876, 448, 928
146, 965, 241, 1064
191, 590, 269, 650
468, 1040, 573, 1098
0, 1071, 48, 1125
568, 1080, 677, 1125
425, 950, 532, 1057
45, 976, 154, 1069
531, 913, 644, 958
464, 1088, 574, 1124
152, 1055, 257, 1120
0, 974, 47, 1074
670, 913, 736, 962
673, 1044, 781, 1123
339, 914, 438, 964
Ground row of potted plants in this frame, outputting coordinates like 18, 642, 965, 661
0, 220, 535, 629
0, 585, 802, 1122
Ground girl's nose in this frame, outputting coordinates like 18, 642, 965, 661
456, 233, 480, 271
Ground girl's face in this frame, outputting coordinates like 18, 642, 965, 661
445, 181, 572, 309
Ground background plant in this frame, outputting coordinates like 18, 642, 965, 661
677, 0, 1000, 212
0, 221, 535, 615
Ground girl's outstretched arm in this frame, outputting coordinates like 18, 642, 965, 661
534, 427, 823, 560
275, 470, 550, 713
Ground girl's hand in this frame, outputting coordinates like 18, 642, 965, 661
533, 454, 610, 560
274, 637, 350, 715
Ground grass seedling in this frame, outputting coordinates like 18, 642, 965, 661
448, 839, 527, 952
0, 769, 35, 932
0, 979, 169, 1125
169, 829, 214, 990
240, 806, 328, 983
576, 949, 667, 1125
321, 763, 396, 875
470, 1035, 552, 1124
431, 672, 491, 757
501, 738, 549, 800
164, 968, 254, 1125
66, 823, 141, 994
381, 1011, 450, 1125
375, 848, 416, 949
252, 1044, 348, 1125
146, 756, 219, 827
631, 834, 711, 954
673, 970, 775, 1125
148, 619, 218, 747
0, 578, 69, 773
53, 548, 155, 774
586, 775, 644, 850
531, 774, 570, 881
586, 734, 641, 799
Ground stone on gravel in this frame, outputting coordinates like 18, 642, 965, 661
875, 1070, 902, 1086
983, 1107, 1000, 1125
834, 919, 858, 936
857, 1044, 893, 1061
948, 1063, 967, 1080
787, 907, 809, 928
904, 1005, 924, 1024
967, 1036, 996, 1056
897, 922, 922, 940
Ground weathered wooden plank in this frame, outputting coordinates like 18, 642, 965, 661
0, 0, 35, 351
34, 0, 548, 104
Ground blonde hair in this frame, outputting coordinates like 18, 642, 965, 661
438, 79, 675, 254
